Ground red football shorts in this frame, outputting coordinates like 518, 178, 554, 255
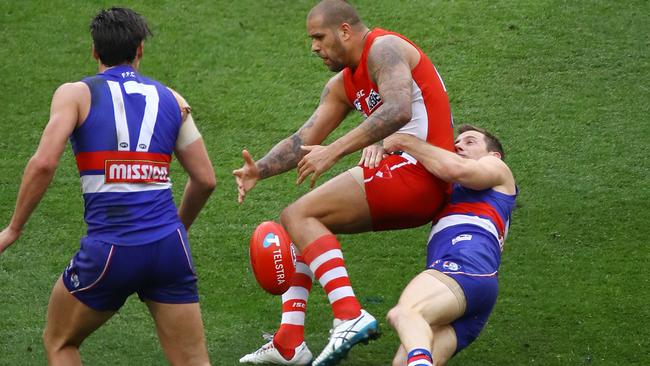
363, 153, 450, 231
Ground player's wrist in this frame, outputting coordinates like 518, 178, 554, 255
328, 141, 347, 160
399, 134, 418, 151
8, 223, 23, 235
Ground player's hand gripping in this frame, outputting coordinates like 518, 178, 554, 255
297, 145, 339, 188
359, 143, 387, 168
383, 133, 413, 154
0, 226, 21, 255
232, 150, 260, 204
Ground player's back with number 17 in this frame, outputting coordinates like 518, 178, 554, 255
0, 7, 215, 365
74, 63, 183, 243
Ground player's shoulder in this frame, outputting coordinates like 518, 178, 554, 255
326, 71, 346, 85
479, 154, 511, 174
370, 32, 411, 53
367, 34, 418, 68
479, 155, 515, 193
166, 87, 191, 120
56, 81, 89, 94
166, 87, 188, 106
51, 81, 90, 105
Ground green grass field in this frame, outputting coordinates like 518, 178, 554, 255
1, 0, 649, 365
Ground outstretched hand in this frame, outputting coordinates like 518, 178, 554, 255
297, 145, 339, 188
232, 149, 260, 204
0, 226, 21, 256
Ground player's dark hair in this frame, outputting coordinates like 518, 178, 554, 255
309, 0, 363, 28
457, 124, 506, 160
90, 7, 152, 67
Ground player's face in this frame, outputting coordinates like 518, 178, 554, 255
455, 131, 490, 160
307, 16, 347, 72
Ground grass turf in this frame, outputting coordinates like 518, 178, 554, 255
0, 0, 648, 364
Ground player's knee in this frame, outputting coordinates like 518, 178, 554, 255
386, 303, 410, 329
43, 328, 69, 354
43, 325, 84, 354
280, 202, 305, 229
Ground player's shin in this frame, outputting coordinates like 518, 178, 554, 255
301, 234, 361, 320
274, 256, 313, 359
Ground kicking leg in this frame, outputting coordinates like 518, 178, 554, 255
280, 169, 378, 366
43, 277, 115, 366
281, 168, 371, 321
281, 167, 371, 246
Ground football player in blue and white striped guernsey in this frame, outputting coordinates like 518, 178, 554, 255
0, 7, 215, 365
383, 125, 517, 366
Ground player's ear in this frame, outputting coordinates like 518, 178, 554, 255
488, 151, 502, 160
91, 45, 99, 61
339, 23, 352, 41
136, 41, 144, 60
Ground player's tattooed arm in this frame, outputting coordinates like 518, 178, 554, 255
256, 113, 317, 179
333, 37, 413, 155
257, 83, 345, 179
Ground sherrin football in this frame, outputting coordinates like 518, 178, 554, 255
249, 221, 296, 295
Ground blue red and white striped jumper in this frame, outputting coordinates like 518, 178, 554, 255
427, 182, 518, 276
70, 65, 183, 245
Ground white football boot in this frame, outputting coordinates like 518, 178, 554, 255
312, 309, 380, 366
239, 333, 313, 365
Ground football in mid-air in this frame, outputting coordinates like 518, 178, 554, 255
249, 221, 296, 295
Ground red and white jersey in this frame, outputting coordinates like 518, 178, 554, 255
342, 28, 455, 152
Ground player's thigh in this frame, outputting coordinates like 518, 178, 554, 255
146, 301, 209, 366
284, 168, 372, 234
44, 277, 115, 348
397, 270, 465, 326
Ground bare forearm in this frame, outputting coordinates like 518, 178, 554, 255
256, 133, 305, 179
398, 137, 458, 181
178, 179, 215, 230
10, 158, 57, 231
330, 102, 410, 158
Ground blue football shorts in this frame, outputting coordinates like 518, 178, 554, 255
62, 226, 198, 311
426, 224, 501, 353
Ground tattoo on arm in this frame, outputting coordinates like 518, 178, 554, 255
359, 39, 413, 144
319, 86, 330, 104
257, 111, 318, 179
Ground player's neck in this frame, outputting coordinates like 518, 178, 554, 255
98, 60, 139, 73
348, 27, 370, 69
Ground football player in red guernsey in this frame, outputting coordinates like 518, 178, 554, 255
234, 1, 454, 365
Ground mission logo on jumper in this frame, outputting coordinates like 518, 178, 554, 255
105, 160, 170, 183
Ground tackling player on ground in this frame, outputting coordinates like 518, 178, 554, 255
234, 1, 454, 365
382, 125, 517, 366
0, 8, 215, 365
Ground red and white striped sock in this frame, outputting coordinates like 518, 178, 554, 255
301, 234, 361, 320
273, 255, 313, 360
